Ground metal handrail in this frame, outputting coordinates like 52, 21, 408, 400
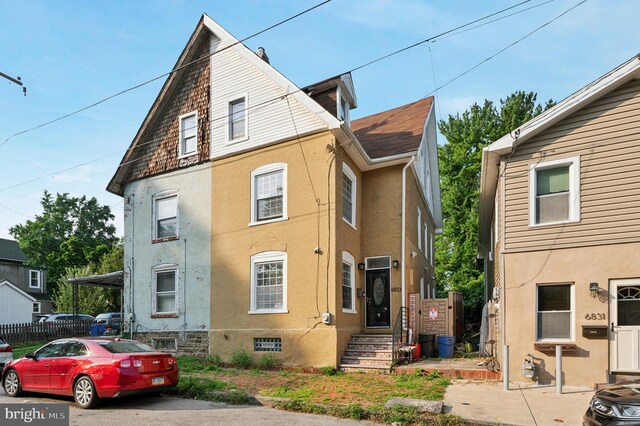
391, 306, 407, 365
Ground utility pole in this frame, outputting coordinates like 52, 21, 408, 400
0, 71, 27, 95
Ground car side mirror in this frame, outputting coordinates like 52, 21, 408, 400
25, 352, 36, 359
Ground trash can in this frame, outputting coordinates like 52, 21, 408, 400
90, 323, 106, 336
437, 335, 455, 358
419, 334, 436, 358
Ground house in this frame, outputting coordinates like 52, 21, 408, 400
107, 14, 441, 367
479, 54, 640, 387
0, 238, 51, 324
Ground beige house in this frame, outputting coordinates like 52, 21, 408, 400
479, 54, 640, 387
108, 14, 442, 368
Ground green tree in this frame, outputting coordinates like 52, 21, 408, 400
436, 91, 554, 323
9, 191, 117, 293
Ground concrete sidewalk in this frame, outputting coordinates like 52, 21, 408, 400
443, 380, 594, 425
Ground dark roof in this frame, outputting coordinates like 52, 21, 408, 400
27, 292, 52, 302
351, 97, 433, 159
0, 238, 27, 263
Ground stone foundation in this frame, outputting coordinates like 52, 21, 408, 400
134, 330, 209, 356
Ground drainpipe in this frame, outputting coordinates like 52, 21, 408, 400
401, 156, 416, 311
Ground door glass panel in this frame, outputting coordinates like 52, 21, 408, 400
618, 286, 640, 326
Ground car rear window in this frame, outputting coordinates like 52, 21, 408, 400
0, 337, 6, 344
99, 341, 155, 353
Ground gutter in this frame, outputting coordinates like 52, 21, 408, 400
401, 156, 417, 310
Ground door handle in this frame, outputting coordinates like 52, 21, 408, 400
44, 364, 50, 368
611, 322, 615, 333
71, 363, 78, 366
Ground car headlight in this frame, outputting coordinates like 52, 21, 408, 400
591, 396, 640, 420
591, 397, 615, 416
619, 404, 640, 419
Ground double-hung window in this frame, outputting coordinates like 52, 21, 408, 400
250, 251, 287, 314
417, 208, 422, 252
179, 111, 197, 157
530, 157, 580, 226
342, 251, 356, 313
228, 96, 247, 142
153, 192, 178, 240
536, 284, 573, 341
33, 302, 41, 314
29, 270, 41, 288
342, 163, 356, 228
153, 265, 178, 315
251, 164, 287, 224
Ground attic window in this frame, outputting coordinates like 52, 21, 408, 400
337, 87, 350, 125
228, 96, 247, 142
179, 112, 198, 157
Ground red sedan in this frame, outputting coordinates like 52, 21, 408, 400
1, 337, 178, 408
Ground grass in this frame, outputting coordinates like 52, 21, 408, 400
10, 342, 47, 358
164, 376, 251, 405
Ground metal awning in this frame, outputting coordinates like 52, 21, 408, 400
67, 271, 124, 288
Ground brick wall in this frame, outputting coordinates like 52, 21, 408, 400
134, 330, 209, 356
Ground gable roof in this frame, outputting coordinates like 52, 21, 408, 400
0, 238, 27, 263
0, 280, 36, 302
351, 97, 434, 159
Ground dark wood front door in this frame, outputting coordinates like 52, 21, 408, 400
366, 269, 391, 328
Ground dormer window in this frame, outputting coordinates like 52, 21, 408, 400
337, 87, 350, 125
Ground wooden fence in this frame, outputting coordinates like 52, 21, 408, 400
0, 320, 93, 345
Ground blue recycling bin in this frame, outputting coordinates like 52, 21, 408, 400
90, 323, 106, 336
437, 335, 455, 358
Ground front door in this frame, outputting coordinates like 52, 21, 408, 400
366, 269, 391, 328
610, 279, 640, 372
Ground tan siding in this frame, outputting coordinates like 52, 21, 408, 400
504, 79, 640, 252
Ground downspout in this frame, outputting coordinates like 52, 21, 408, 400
401, 156, 416, 310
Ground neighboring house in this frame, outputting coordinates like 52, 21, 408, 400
0, 238, 51, 324
479, 54, 640, 387
107, 14, 441, 367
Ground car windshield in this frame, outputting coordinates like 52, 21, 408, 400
99, 341, 155, 353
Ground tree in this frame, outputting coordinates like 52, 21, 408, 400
10, 191, 117, 293
436, 91, 554, 324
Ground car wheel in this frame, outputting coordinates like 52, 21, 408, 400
3, 370, 22, 397
74, 376, 99, 409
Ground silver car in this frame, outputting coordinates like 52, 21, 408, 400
0, 337, 12, 368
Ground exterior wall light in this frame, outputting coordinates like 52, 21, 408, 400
590, 282, 600, 298
392, 260, 399, 268
358, 263, 365, 271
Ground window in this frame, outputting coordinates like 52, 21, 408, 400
536, 284, 573, 341
530, 157, 580, 226
250, 251, 287, 314
228, 96, 247, 142
62, 342, 89, 357
342, 163, 356, 228
254, 338, 282, 352
251, 164, 287, 224
29, 270, 41, 288
424, 225, 429, 260
153, 192, 178, 240
429, 232, 434, 266
32, 302, 41, 314
337, 88, 350, 125
153, 265, 178, 315
342, 251, 356, 313
152, 338, 177, 352
179, 111, 197, 157
417, 208, 422, 252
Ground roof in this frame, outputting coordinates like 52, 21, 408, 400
303, 72, 357, 108
27, 291, 52, 302
0, 238, 27, 263
67, 271, 124, 288
351, 97, 434, 159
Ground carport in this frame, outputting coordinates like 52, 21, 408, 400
66, 271, 124, 324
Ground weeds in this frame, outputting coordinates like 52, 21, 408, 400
229, 349, 253, 369
257, 354, 277, 370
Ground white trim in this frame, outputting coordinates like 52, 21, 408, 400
226, 93, 249, 144
249, 251, 288, 314
341, 162, 357, 229
535, 282, 575, 343
336, 86, 350, 126
177, 110, 198, 158
341, 251, 357, 314
33, 302, 41, 314
29, 269, 42, 289
151, 264, 179, 315
152, 190, 179, 240
0, 279, 37, 301
417, 208, 422, 252
249, 163, 288, 225
528, 156, 580, 227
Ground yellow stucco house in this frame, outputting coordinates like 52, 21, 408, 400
108, 14, 441, 369
479, 54, 640, 387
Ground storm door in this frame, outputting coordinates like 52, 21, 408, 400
610, 279, 640, 372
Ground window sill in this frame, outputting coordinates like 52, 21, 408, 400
249, 217, 288, 227
29, 286, 41, 289
342, 217, 357, 230
342, 309, 357, 314
534, 342, 577, 352
226, 135, 249, 145
529, 218, 580, 228
248, 309, 288, 315
151, 314, 179, 319
178, 151, 198, 160
152, 236, 179, 244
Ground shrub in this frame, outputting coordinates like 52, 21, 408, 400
230, 349, 253, 369
257, 354, 277, 370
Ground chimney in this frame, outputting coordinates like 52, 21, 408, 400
257, 47, 270, 64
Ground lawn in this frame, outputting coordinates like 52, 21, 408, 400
10, 341, 47, 358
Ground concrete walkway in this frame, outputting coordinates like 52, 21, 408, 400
443, 380, 594, 425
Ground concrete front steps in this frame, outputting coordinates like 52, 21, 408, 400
339, 334, 393, 373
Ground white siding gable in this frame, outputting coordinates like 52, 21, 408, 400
0, 280, 35, 324
413, 106, 442, 230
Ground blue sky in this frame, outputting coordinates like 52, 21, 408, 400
0, 0, 638, 239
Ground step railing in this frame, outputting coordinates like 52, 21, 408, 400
391, 307, 408, 365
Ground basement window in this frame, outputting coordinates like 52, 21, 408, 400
152, 338, 177, 352
254, 337, 282, 352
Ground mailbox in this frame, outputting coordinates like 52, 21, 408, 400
582, 325, 608, 339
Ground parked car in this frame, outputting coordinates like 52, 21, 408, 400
44, 313, 95, 322
36, 314, 51, 323
584, 381, 640, 425
0, 337, 12, 368
94, 312, 122, 334
1, 337, 178, 408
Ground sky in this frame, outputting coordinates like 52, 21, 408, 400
0, 0, 638, 240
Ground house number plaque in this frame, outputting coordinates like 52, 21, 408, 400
584, 313, 606, 320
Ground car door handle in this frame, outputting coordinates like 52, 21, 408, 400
71, 363, 78, 366
44, 364, 50, 368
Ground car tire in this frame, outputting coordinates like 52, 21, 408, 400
3, 370, 22, 397
74, 376, 99, 409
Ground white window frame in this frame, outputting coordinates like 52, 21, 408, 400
226, 94, 249, 144
250, 163, 288, 226
33, 302, 41, 314
429, 231, 434, 266
152, 190, 179, 241
417, 208, 422, 252
529, 156, 580, 227
336, 86, 350, 125
249, 251, 288, 314
178, 111, 198, 158
342, 251, 356, 313
29, 269, 41, 289
535, 283, 574, 343
342, 163, 357, 229
424, 224, 429, 261
152, 264, 179, 316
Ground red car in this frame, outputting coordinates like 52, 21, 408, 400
1, 337, 178, 408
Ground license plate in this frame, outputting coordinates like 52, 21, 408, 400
152, 377, 165, 385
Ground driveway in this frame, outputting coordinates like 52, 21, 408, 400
0, 388, 375, 426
